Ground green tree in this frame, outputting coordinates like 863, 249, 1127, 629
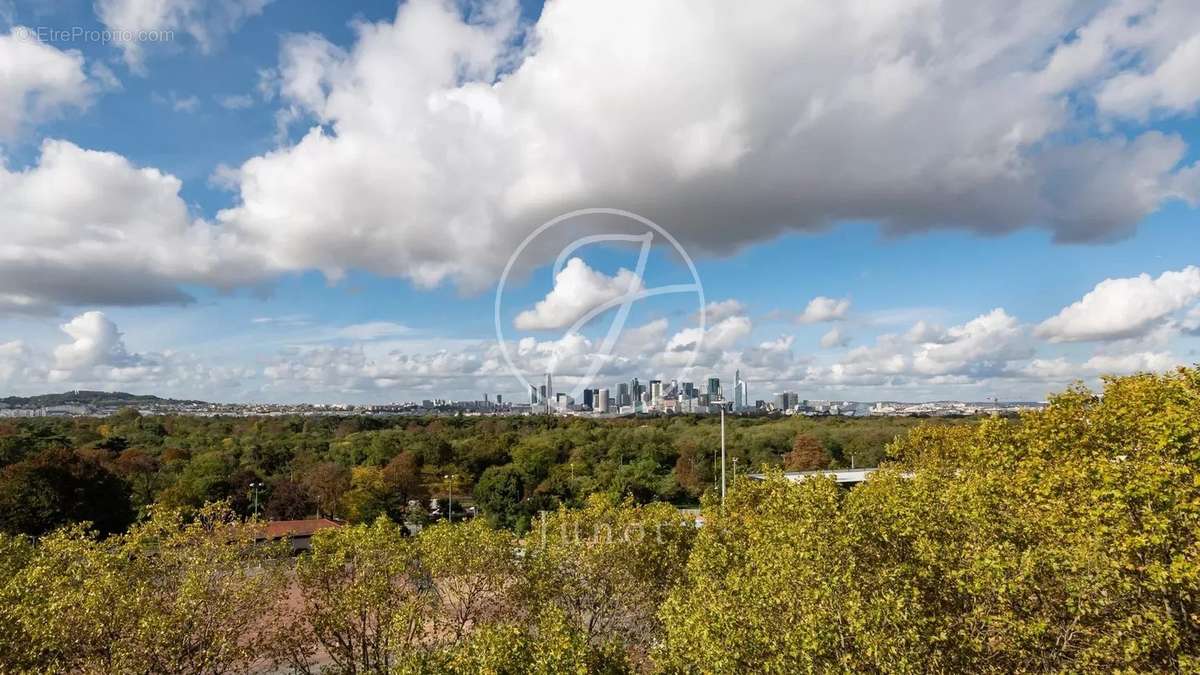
0, 447, 134, 536
781, 432, 829, 471
475, 464, 525, 528
0, 503, 288, 673
417, 519, 519, 643
281, 517, 428, 673
662, 369, 1200, 672
524, 495, 695, 666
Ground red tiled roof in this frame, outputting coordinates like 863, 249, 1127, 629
261, 518, 341, 539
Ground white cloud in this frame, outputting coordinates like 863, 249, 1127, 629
814, 308, 1030, 386
212, 0, 1200, 294
740, 335, 797, 371
52, 311, 135, 371
1183, 306, 1200, 335
905, 320, 950, 344
1083, 351, 1180, 375
95, 0, 272, 71
0, 28, 94, 140
514, 258, 643, 331
12, 311, 251, 395
820, 327, 851, 349
4, 0, 1200, 323
666, 316, 751, 354
663, 315, 753, 371
0, 340, 33, 384
263, 344, 484, 393
153, 91, 200, 112
704, 299, 745, 322
796, 296, 851, 324
335, 321, 412, 340
251, 314, 311, 327
1018, 357, 1077, 380
0, 139, 265, 313
217, 93, 255, 110
615, 318, 670, 357
1036, 266, 1200, 342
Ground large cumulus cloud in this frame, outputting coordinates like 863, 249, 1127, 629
214, 0, 1200, 293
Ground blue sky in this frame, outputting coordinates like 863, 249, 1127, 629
1, 0, 1199, 403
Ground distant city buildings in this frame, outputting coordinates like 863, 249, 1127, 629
0, 380, 1046, 420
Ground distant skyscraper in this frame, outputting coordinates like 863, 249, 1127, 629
734, 370, 748, 411
583, 389, 594, 409
530, 384, 538, 405
707, 377, 721, 400
597, 388, 610, 413
545, 373, 554, 414
617, 382, 630, 406
649, 380, 662, 407
682, 381, 694, 398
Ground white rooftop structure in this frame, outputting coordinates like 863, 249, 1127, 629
747, 468, 878, 485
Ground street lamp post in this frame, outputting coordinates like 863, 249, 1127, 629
249, 481, 263, 518
732, 457, 738, 486
444, 474, 456, 523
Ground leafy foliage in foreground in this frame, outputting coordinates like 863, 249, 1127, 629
661, 369, 1200, 672
1, 369, 1197, 673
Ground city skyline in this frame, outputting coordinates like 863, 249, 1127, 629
1, 0, 1200, 404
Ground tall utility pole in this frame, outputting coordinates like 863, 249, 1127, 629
719, 402, 726, 507
444, 474, 456, 523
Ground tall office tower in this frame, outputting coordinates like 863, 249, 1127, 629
775, 393, 788, 411
682, 381, 695, 398
630, 378, 641, 408
617, 382, 629, 406
597, 388, 610, 413
583, 389, 594, 409
555, 392, 572, 411
733, 370, 742, 410
787, 392, 800, 409
669, 379, 678, 397
496, 394, 502, 406
545, 373, 554, 413
591, 388, 600, 410
649, 380, 662, 407
530, 384, 538, 405
539, 384, 547, 403
737, 379, 748, 412
707, 377, 721, 399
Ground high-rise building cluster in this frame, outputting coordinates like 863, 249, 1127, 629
525, 369, 753, 415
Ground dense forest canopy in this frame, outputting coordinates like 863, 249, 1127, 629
0, 410, 966, 536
